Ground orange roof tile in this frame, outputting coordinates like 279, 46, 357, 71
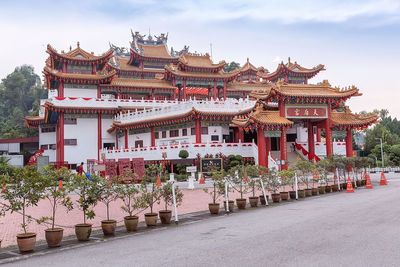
44, 66, 116, 81
165, 64, 239, 79
240, 58, 258, 73
232, 105, 293, 127
260, 59, 325, 80
47, 43, 113, 62
331, 107, 378, 128
227, 81, 271, 92
109, 57, 165, 73
179, 53, 225, 69
104, 78, 175, 89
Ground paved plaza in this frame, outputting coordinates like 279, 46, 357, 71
1, 173, 399, 266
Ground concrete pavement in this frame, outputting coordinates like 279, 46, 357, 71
4, 174, 400, 267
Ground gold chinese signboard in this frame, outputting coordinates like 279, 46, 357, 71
285, 105, 328, 119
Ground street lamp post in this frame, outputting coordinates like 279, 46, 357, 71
376, 138, 384, 168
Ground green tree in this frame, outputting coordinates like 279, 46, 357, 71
223, 62, 241, 72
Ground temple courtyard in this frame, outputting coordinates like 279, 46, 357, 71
1, 173, 399, 266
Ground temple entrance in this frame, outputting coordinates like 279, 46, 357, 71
135, 140, 143, 148
244, 130, 257, 143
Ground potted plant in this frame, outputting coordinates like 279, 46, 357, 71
265, 168, 281, 203
245, 165, 260, 207
71, 173, 102, 241
279, 169, 295, 200
99, 177, 119, 236
203, 171, 224, 214
159, 182, 183, 224
227, 165, 248, 209
139, 164, 162, 226
38, 166, 73, 247
294, 159, 314, 198
1, 166, 45, 252
115, 170, 141, 232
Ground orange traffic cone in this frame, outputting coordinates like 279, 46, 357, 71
365, 174, 373, 189
346, 177, 354, 193
58, 180, 63, 191
363, 170, 367, 180
1, 184, 6, 193
156, 175, 162, 187
243, 171, 249, 183
199, 173, 205, 184
380, 171, 387, 185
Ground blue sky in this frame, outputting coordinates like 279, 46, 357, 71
1, 0, 399, 117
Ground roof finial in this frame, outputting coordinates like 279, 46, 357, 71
77, 41, 80, 48
288, 57, 291, 63
247, 57, 249, 63
69, 45, 72, 51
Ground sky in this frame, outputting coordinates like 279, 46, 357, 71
0, 0, 399, 118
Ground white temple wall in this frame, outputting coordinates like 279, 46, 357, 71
296, 126, 308, 143
101, 117, 115, 148
39, 127, 56, 162
64, 117, 97, 164
64, 88, 97, 98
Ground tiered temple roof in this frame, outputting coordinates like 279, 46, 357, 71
331, 107, 378, 130
178, 53, 225, 71
43, 66, 116, 85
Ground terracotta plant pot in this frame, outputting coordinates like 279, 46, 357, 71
325, 185, 332, 193
311, 188, 319, 196
236, 198, 247, 209
271, 193, 281, 203
144, 213, 158, 226
331, 184, 339, 192
280, 192, 289, 201
101, 220, 117, 236
159, 210, 172, 224
297, 189, 305, 198
124, 216, 139, 232
259, 195, 269, 205
75, 224, 92, 241
209, 203, 220, 214
224, 200, 235, 212
319, 186, 326, 194
17, 233, 36, 252
249, 196, 259, 207
305, 189, 312, 197
45, 228, 63, 247
289, 191, 297, 199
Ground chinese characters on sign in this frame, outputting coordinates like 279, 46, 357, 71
200, 158, 223, 173
285, 105, 328, 119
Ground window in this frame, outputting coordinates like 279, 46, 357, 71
40, 144, 48, 150
155, 132, 159, 139
211, 135, 219, 141
49, 144, 56, 150
170, 129, 179, 137
201, 127, 208, 135
191, 128, 196, 135
64, 118, 77, 124
182, 129, 187, 136
103, 143, 115, 149
41, 126, 56, 133
64, 139, 77, 145
162, 131, 167, 138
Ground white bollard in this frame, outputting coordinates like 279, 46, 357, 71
336, 168, 341, 191
259, 176, 269, 206
188, 173, 195, 190
295, 173, 299, 200
225, 181, 230, 212
169, 173, 178, 223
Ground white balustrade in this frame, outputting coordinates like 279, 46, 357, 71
295, 141, 347, 158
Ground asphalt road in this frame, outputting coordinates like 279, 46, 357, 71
7, 174, 400, 267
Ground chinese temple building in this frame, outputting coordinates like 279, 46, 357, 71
25, 31, 378, 170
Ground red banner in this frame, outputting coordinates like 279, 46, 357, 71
286, 105, 327, 119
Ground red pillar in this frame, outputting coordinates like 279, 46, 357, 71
233, 128, 239, 143
97, 86, 101, 99
58, 81, 64, 97
223, 82, 227, 100
62, 62, 67, 73
284, 74, 289, 83
280, 127, 287, 170
57, 112, 64, 165
346, 128, 353, 157
92, 63, 96, 74
195, 117, 201, 143
151, 89, 154, 100
308, 121, 315, 161
238, 128, 244, 142
213, 80, 217, 100
97, 113, 102, 161
265, 137, 271, 168
182, 80, 187, 100
151, 127, 155, 147
257, 127, 267, 167
115, 134, 119, 149
316, 127, 321, 142
124, 129, 129, 149
279, 99, 285, 117
325, 120, 333, 158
